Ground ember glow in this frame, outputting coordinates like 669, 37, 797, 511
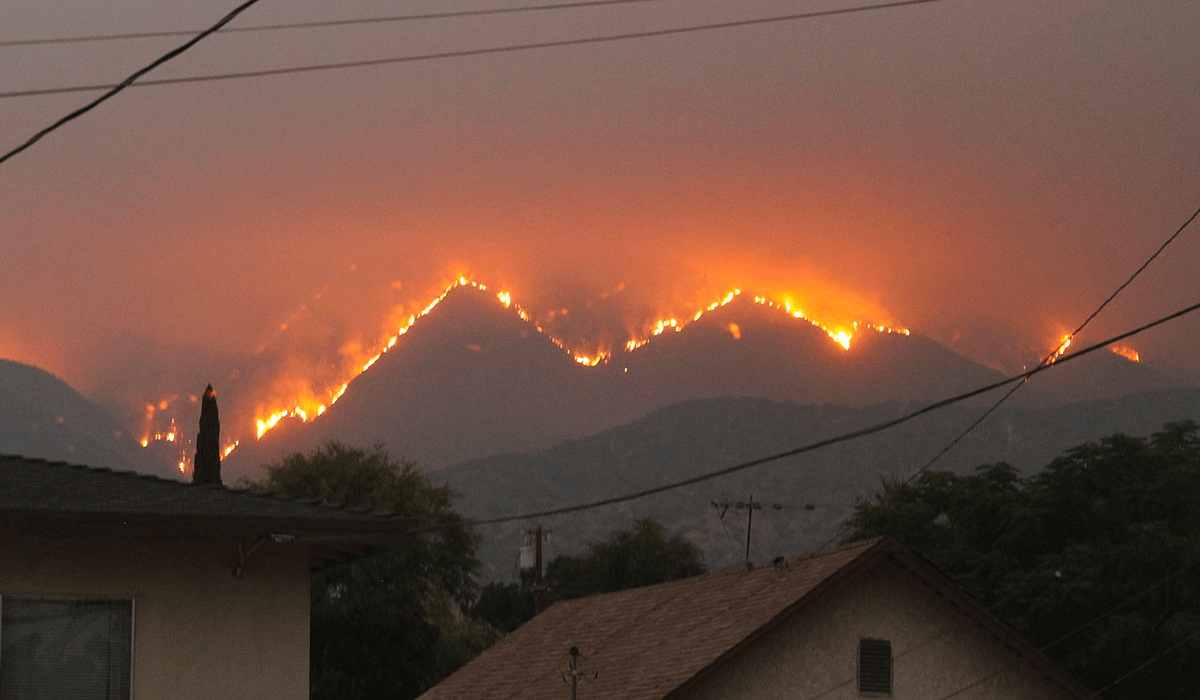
752, 296, 910, 351
1048, 335, 1073, 364
1111, 345, 1141, 363
131, 277, 916, 462
2, 2, 1197, 482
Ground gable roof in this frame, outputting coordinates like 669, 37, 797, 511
0, 454, 418, 569
420, 536, 1092, 700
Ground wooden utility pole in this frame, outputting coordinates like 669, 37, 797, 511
525, 525, 549, 614
711, 495, 793, 568
744, 494, 755, 568
534, 524, 545, 614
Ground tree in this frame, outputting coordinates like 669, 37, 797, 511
472, 518, 707, 634
547, 518, 708, 599
256, 442, 489, 700
844, 421, 1200, 700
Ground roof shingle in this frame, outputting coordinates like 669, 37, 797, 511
0, 454, 417, 567
420, 537, 1093, 700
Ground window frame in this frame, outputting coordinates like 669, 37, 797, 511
0, 594, 135, 700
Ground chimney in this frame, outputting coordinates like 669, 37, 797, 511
193, 384, 221, 485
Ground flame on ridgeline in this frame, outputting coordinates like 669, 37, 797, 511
138, 277, 911, 458
1048, 335, 1073, 364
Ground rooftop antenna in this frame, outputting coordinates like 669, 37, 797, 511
559, 644, 598, 699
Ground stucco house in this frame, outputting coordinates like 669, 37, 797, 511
420, 536, 1093, 700
0, 453, 416, 699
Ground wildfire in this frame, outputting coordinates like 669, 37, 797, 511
751, 296, 910, 351
1048, 334, 1073, 364
139, 276, 914, 460
1111, 345, 1140, 363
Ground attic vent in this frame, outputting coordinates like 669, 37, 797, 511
858, 639, 892, 696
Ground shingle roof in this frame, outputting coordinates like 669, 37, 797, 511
0, 453, 417, 568
420, 537, 1092, 700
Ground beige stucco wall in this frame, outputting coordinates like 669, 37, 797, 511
680, 562, 1076, 700
0, 535, 310, 700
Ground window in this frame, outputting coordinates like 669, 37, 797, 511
858, 638, 892, 696
0, 596, 133, 700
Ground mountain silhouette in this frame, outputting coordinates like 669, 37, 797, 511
0, 358, 176, 477
225, 285, 1183, 482
433, 387, 1200, 578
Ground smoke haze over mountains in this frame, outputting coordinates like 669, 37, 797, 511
2, 1, 1198, 447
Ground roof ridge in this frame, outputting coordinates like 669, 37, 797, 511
0, 452, 408, 521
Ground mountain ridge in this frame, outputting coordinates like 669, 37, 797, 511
224, 285, 1019, 479
0, 358, 176, 477
433, 387, 1200, 579
225, 284, 1181, 481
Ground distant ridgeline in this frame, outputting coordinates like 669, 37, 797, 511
434, 391, 1200, 579
224, 284, 1186, 482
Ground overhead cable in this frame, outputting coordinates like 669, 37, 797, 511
1082, 628, 1200, 700
0, 0, 663, 48
0, 0, 265, 166
0, 0, 950, 100
469, 298, 1200, 526
906, 202, 1200, 483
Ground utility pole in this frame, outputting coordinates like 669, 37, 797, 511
524, 525, 549, 614
744, 494, 755, 569
711, 495, 792, 569
535, 524, 545, 614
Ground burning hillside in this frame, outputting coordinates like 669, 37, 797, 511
137, 276, 919, 475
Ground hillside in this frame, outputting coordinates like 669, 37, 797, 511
225, 286, 1017, 478
434, 387, 1200, 579
0, 358, 176, 477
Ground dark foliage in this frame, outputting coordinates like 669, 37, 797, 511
546, 518, 707, 600
846, 421, 1200, 700
471, 518, 706, 633
471, 581, 535, 635
257, 442, 490, 700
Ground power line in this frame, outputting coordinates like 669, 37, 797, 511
0, 0, 951, 100
468, 298, 1200, 527
1040, 558, 1197, 653
0, 0, 662, 48
0, 0, 265, 166
1083, 627, 1200, 700
906, 202, 1200, 484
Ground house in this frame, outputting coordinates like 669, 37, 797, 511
420, 536, 1093, 700
0, 453, 416, 699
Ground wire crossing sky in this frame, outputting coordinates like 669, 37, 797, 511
1, 0, 1197, 473
0, 0, 266, 165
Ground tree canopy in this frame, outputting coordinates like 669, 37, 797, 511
845, 420, 1200, 700
546, 517, 707, 599
256, 442, 488, 700
473, 517, 706, 633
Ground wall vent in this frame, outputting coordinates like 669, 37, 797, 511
858, 638, 892, 696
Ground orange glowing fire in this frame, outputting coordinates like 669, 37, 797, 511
1111, 345, 1140, 363
1048, 334, 1073, 364
138, 276, 912, 461
751, 295, 909, 351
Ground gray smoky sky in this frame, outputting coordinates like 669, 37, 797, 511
2, 0, 1198, 451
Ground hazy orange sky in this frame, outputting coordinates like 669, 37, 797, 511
2, 0, 1198, 445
